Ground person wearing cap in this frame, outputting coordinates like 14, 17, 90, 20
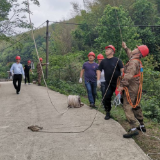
79, 52, 98, 108
117, 42, 149, 138
97, 45, 124, 120
24, 60, 33, 85
10, 56, 25, 94
37, 58, 48, 86
97, 54, 105, 107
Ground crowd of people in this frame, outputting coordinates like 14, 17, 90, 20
10, 57, 48, 94
79, 42, 149, 138
10, 41, 149, 138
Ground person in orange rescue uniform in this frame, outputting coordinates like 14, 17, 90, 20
118, 42, 149, 138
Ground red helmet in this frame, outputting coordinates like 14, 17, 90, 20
88, 52, 95, 57
39, 58, 43, 61
28, 60, 31, 63
105, 45, 115, 53
137, 45, 149, 57
97, 54, 104, 60
15, 56, 21, 60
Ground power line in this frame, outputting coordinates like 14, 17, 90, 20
49, 21, 160, 28
0, 21, 46, 53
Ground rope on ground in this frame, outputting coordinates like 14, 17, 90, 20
27, 0, 69, 115
26, 0, 124, 134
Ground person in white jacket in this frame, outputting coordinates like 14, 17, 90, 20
97, 54, 105, 107
10, 56, 25, 94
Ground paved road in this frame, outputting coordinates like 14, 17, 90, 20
0, 82, 150, 160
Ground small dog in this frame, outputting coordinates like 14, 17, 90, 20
68, 95, 84, 108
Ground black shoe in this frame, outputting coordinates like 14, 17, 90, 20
123, 129, 139, 138
137, 125, 146, 132
90, 104, 95, 108
16, 91, 19, 94
104, 112, 110, 120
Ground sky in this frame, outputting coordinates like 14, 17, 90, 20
29, 0, 85, 28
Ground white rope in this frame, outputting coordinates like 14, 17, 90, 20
27, 0, 69, 115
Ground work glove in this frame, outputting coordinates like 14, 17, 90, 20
47, 62, 49, 65
23, 75, 25, 79
32, 72, 34, 75
79, 78, 82, 83
97, 80, 101, 88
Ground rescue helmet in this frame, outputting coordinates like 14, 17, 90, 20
28, 60, 31, 63
39, 58, 43, 61
105, 45, 115, 53
97, 54, 104, 60
16, 56, 21, 60
137, 45, 149, 57
88, 52, 95, 57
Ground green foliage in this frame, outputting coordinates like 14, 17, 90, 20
47, 79, 87, 96
140, 55, 160, 122
95, 5, 141, 62
0, 0, 40, 41
131, 0, 157, 25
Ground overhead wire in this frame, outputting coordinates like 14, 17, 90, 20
49, 21, 160, 28
0, 21, 46, 54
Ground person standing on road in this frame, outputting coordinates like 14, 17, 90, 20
97, 45, 124, 120
118, 42, 149, 138
37, 57, 48, 86
79, 52, 98, 108
10, 56, 25, 94
97, 54, 105, 107
24, 60, 33, 85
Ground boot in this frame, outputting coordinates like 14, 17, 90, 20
104, 112, 110, 120
137, 125, 146, 132
90, 104, 97, 108
123, 129, 139, 138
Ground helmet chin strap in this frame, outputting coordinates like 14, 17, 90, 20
131, 52, 141, 59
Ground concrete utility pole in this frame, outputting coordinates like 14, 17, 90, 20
46, 20, 49, 79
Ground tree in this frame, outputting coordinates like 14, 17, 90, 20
130, 0, 157, 25
95, 5, 141, 62
0, 0, 40, 41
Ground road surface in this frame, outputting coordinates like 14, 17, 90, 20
0, 82, 150, 160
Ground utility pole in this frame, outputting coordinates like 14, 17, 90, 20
46, 20, 49, 79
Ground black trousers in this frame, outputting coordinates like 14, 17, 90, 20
25, 73, 30, 84
13, 74, 22, 92
104, 82, 117, 112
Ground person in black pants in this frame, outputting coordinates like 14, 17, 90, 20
13, 74, 22, 93
10, 56, 25, 94
97, 45, 124, 120
24, 60, 33, 85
